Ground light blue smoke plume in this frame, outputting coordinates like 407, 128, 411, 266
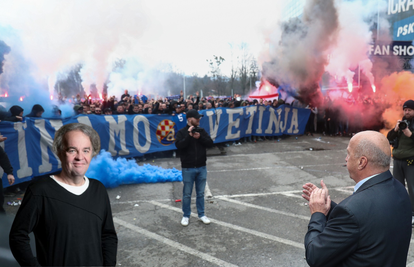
86, 150, 182, 188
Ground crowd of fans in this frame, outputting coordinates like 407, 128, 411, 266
0, 89, 399, 195
0, 89, 394, 142
66, 89, 287, 118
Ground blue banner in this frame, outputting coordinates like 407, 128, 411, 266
393, 15, 414, 41
0, 105, 310, 187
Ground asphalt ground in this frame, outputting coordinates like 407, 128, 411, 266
2, 133, 414, 267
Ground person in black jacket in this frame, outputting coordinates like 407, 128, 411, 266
387, 99, 414, 223
0, 134, 15, 214
175, 109, 214, 226
25, 104, 44, 118
3, 105, 23, 122
9, 123, 117, 266
302, 131, 411, 267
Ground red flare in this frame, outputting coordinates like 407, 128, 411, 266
249, 79, 279, 99
4, 92, 8, 97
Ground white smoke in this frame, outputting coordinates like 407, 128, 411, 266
0, 0, 148, 97
325, 0, 389, 88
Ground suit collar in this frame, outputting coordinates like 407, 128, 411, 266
355, 170, 392, 193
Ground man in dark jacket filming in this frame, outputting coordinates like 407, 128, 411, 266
175, 109, 214, 226
387, 99, 414, 224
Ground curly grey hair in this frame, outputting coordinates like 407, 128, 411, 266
53, 123, 101, 158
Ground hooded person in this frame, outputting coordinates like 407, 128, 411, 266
73, 105, 83, 115
25, 104, 45, 118
0, 105, 8, 121
3, 105, 24, 122
127, 105, 135, 115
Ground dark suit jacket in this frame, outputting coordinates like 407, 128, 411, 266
305, 170, 412, 267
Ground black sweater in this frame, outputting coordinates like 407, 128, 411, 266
9, 177, 118, 266
175, 124, 214, 168
387, 117, 414, 160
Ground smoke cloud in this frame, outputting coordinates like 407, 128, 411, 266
379, 71, 414, 128
0, 0, 150, 113
260, 0, 393, 106
86, 150, 182, 188
261, 0, 339, 105
0, 40, 10, 75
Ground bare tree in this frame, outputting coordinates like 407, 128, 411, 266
228, 43, 238, 96
55, 64, 84, 97
238, 43, 250, 95
206, 55, 225, 96
249, 57, 259, 91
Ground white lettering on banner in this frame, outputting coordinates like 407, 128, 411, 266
245, 106, 256, 134
206, 109, 222, 141
14, 122, 33, 178
369, 45, 390, 56
393, 45, 400, 55
279, 107, 291, 133
256, 106, 266, 134
105, 116, 130, 156
369, 44, 414, 56
392, 45, 414, 55
374, 45, 382, 55
34, 120, 61, 173
177, 114, 184, 122
400, 0, 407, 13
132, 115, 151, 153
287, 109, 300, 134
409, 46, 414, 55
49, 120, 63, 167
4, 108, 311, 183
389, 0, 414, 14
76, 116, 92, 127
265, 107, 282, 134
397, 22, 414, 38
225, 109, 243, 140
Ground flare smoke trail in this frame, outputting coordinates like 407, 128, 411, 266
86, 150, 182, 188
259, 0, 390, 105
261, 0, 339, 105
0, 40, 10, 75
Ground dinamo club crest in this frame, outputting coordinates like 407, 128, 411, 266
156, 119, 178, 146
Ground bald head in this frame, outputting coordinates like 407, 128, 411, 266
352, 131, 391, 163
346, 131, 391, 182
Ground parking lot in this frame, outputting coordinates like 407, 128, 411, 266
4, 133, 414, 266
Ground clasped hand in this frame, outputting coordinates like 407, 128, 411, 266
188, 126, 200, 139
302, 180, 331, 216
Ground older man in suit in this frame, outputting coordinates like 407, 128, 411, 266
302, 131, 412, 267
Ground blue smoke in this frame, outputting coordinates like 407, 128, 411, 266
86, 150, 182, 188
0, 26, 76, 118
